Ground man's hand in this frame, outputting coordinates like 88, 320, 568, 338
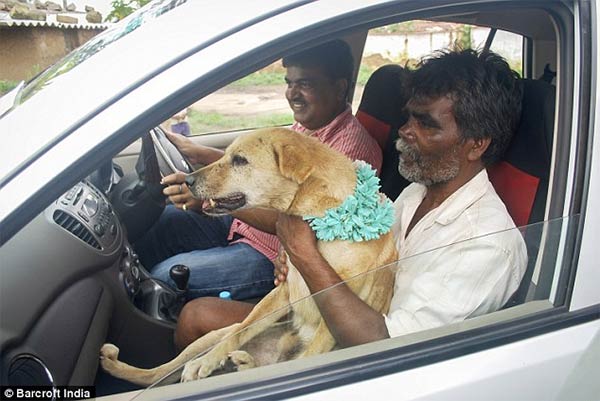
165, 130, 223, 166
275, 213, 390, 347
275, 214, 320, 268
161, 172, 203, 212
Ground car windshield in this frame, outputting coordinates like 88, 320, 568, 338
130, 216, 576, 399
12, 0, 188, 108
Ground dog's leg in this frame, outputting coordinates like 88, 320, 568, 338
296, 319, 336, 358
226, 350, 256, 371
181, 285, 291, 381
100, 323, 238, 386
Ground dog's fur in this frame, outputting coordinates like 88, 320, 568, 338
100, 128, 397, 385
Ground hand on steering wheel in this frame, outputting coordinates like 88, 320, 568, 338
161, 173, 203, 212
164, 130, 203, 166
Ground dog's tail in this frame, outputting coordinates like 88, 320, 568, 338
100, 324, 238, 386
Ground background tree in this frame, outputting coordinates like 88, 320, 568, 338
106, 0, 150, 22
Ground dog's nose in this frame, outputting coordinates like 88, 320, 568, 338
184, 174, 196, 188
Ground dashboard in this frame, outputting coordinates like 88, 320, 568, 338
0, 180, 126, 387
50, 182, 121, 254
1, 174, 180, 388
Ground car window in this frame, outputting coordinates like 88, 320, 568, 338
358, 21, 524, 95
136, 215, 576, 396
184, 60, 294, 136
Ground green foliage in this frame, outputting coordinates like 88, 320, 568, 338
457, 25, 472, 49
187, 109, 293, 135
357, 64, 375, 86
106, 0, 151, 22
230, 71, 285, 88
0, 80, 19, 96
509, 59, 523, 77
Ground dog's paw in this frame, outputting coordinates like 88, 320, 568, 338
227, 351, 256, 371
99, 343, 120, 372
181, 357, 215, 382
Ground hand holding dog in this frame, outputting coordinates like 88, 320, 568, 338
276, 214, 320, 268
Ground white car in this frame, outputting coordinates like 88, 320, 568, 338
0, 1, 598, 400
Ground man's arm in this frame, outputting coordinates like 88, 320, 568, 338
232, 208, 279, 234
276, 214, 390, 347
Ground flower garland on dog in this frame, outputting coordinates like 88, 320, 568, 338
304, 161, 394, 242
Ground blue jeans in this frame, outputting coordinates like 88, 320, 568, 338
134, 205, 274, 300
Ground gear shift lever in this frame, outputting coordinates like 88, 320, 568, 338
169, 264, 190, 292
155, 264, 190, 323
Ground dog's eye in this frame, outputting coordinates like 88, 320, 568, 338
232, 154, 249, 167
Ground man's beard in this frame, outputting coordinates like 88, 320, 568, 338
395, 138, 460, 186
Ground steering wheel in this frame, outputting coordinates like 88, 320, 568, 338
109, 127, 192, 244
149, 126, 193, 177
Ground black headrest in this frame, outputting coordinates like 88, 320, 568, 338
488, 78, 555, 227
356, 65, 412, 201
357, 64, 411, 128
504, 79, 555, 179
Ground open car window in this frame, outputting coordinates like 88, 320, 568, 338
360, 21, 525, 80
134, 215, 579, 398
187, 60, 294, 136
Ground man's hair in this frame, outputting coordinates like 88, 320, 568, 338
282, 39, 354, 84
409, 48, 523, 166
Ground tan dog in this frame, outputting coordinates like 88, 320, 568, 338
100, 127, 397, 385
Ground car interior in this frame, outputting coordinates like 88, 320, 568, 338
1, 1, 582, 399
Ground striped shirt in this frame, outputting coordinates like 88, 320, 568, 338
227, 106, 383, 260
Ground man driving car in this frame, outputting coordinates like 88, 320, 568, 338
134, 40, 383, 305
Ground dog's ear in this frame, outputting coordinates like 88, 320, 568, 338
273, 142, 314, 184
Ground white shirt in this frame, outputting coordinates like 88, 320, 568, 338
384, 169, 528, 337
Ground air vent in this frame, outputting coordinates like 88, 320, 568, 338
53, 210, 101, 250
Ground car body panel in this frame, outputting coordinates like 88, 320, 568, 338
287, 319, 600, 401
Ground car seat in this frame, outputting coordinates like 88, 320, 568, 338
488, 79, 556, 307
488, 79, 555, 228
355, 64, 411, 201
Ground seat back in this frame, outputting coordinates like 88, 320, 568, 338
356, 64, 411, 200
489, 79, 556, 307
488, 79, 555, 227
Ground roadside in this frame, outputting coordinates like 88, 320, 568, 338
187, 84, 365, 134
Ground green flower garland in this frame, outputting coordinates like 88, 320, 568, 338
304, 162, 394, 242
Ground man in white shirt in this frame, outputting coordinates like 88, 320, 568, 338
275, 48, 527, 346
384, 169, 526, 336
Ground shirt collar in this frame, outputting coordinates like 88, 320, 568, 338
293, 105, 352, 142
409, 169, 491, 228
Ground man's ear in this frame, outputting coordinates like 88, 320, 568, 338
335, 78, 349, 102
467, 137, 492, 162
273, 142, 314, 184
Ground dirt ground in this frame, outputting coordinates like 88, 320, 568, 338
191, 85, 289, 115
191, 84, 365, 115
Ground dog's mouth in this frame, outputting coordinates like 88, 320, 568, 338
201, 192, 247, 215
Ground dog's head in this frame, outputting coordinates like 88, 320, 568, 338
187, 128, 355, 217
